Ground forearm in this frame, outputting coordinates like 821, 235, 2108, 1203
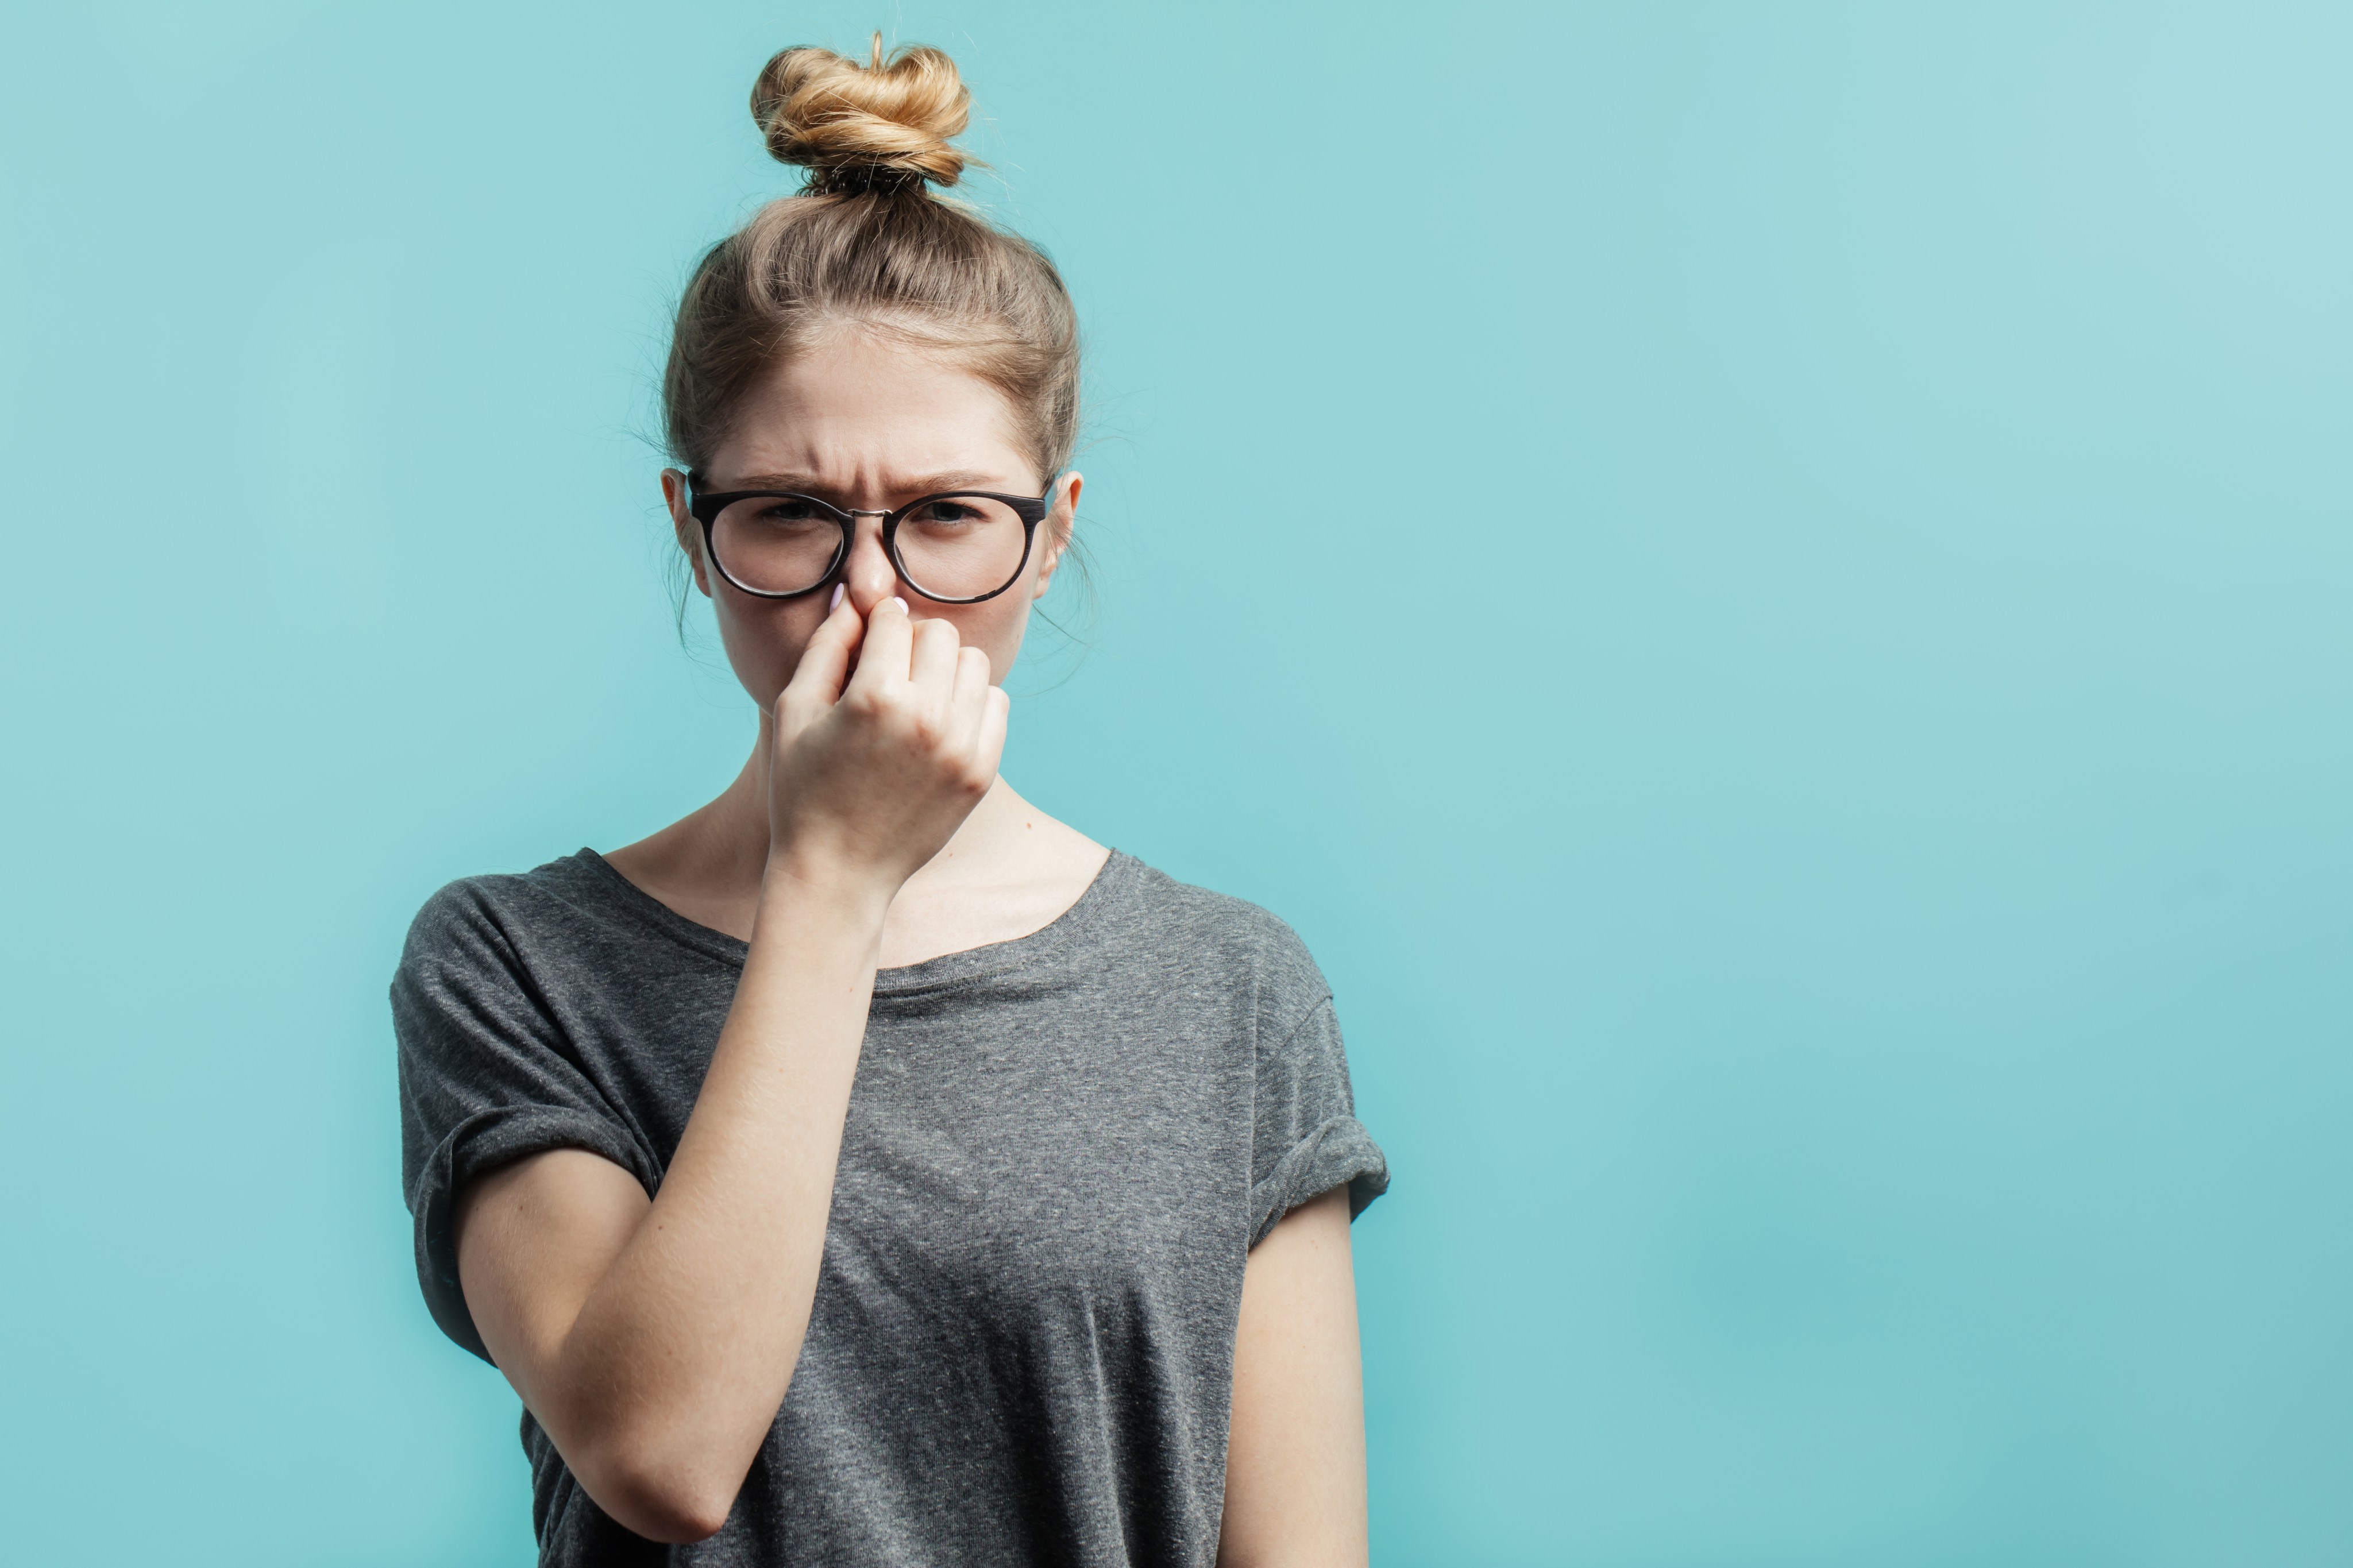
538, 864, 890, 1533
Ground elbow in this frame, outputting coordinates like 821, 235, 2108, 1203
616, 1490, 734, 1548
527, 1370, 770, 1543
571, 1440, 741, 1544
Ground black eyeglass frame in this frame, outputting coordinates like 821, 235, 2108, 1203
681, 471, 1054, 606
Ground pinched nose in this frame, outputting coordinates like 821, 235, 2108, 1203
838, 515, 909, 615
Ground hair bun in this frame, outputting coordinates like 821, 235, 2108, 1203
751, 35, 973, 195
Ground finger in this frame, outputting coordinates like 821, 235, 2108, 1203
907, 617, 962, 706
844, 594, 912, 697
945, 644, 994, 748
782, 588, 866, 709
972, 684, 1012, 783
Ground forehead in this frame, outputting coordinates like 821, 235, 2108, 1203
715, 328, 1029, 487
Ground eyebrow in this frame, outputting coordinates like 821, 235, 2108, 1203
715, 469, 1015, 496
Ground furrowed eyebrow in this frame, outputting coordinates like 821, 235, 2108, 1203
716, 470, 1012, 495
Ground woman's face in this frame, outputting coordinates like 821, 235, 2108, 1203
662, 329, 1080, 712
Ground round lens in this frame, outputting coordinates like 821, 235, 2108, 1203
893, 496, 1031, 601
709, 496, 843, 596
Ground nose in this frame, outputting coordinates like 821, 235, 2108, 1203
837, 512, 907, 614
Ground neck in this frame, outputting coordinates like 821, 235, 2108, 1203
603, 710, 1108, 957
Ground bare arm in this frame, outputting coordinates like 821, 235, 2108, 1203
453, 597, 1007, 1543
1217, 1186, 1370, 1568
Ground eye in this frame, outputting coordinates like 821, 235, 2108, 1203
757, 497, 828, 523
908, 499, 986, 526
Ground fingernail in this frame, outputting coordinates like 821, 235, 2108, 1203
828, 583, 844, 612
888, 596, 908, 613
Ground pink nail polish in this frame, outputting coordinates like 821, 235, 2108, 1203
828, 584, 844, 612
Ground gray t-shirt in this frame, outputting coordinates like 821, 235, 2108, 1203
392, 847, 1387, 1567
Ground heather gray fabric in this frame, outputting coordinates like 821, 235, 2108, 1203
392, 847, 1387, 1568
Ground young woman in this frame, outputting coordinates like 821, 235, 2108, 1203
394, 38, 1387, 1567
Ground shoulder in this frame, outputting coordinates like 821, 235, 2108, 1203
392, 851, 634, 1072
1109, 855, 1333, 1024
396, 850, 615, 986
1118, 859, 1320, 967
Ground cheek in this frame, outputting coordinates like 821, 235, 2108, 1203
709, 589, 827, 704
948, 597, 1033, 683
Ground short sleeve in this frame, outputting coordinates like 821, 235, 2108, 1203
1248, 990, 1390, 1249
392, 881, 661, 1362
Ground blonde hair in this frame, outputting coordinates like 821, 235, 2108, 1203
662, 36, 1081, 489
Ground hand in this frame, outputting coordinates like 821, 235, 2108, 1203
759, 593, 1009, 897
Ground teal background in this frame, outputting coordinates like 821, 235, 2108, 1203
3, 3, 2348, 1563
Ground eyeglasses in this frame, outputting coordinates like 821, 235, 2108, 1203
679, 472, 1052, 605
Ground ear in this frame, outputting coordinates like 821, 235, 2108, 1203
1031, 470, 1083, 600
662, 468, 714, 599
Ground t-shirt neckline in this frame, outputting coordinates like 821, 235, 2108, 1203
570, 844, 1138, 996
